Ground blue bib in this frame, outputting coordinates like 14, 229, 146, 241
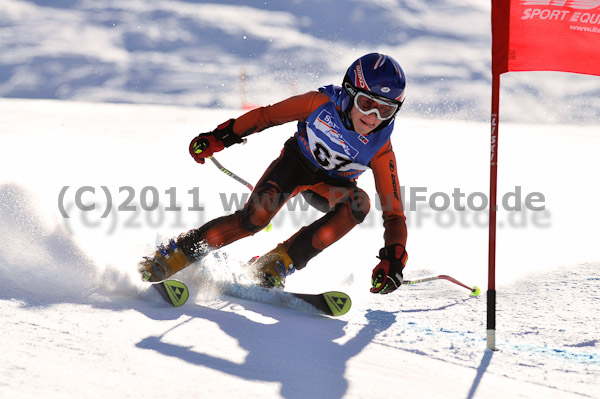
296, 85, 394, 180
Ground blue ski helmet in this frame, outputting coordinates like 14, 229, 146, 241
341, 53, 406, 123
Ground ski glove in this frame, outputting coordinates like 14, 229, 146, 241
370, 244, 408, 294
189, 119, 243, 164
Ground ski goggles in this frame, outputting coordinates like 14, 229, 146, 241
353, 91, 399, 121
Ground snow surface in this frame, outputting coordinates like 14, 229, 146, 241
1, 1, 600, 398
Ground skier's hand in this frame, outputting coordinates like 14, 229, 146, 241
189, 119, 243, 164
370, 244, 407, 294
189, 133, 223, 164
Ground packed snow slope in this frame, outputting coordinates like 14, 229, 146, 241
1, 0, 600, 124
0, 99, 599, 399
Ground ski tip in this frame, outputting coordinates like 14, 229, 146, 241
162, 280, 189, 307
322, 291, 352, 316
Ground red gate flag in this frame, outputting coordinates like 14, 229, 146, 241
492, 0, 600, 76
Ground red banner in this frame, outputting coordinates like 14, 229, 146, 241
492, 0, 600, 76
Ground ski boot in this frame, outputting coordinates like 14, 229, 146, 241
250, 245, 296, 289
138, 239, 192, 282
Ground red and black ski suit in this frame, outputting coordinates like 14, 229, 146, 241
178, 90, 407, 270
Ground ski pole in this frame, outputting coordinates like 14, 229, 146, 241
404, 275, 481, 296
209, 156, 254, 191
208, 156, 273, 232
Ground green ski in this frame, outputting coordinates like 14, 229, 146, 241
151, 279, 189, 307
290, 291, 352, 316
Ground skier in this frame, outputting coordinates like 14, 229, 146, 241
139, 52, 408, 295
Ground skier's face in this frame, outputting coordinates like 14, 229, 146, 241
350, 104, 383, 135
